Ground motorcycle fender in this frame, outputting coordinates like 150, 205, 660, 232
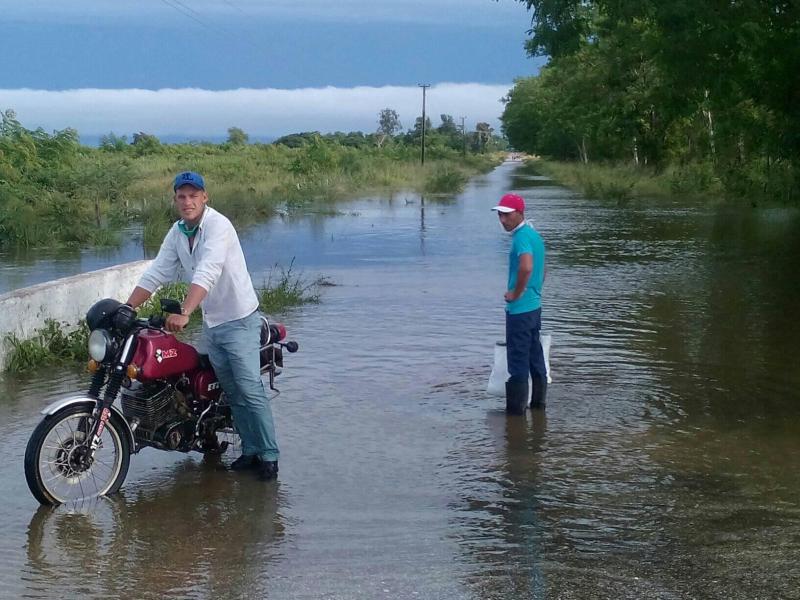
40, 396, 136, 451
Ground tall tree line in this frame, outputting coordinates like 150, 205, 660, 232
502, 0, 800, 199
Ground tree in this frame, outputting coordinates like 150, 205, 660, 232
100, 132, 128, 152
511, 0, 800, 199
131, 132, 161, 156
273, 132, 318, 147
437, 114, 458, 136
410, 116, 433, 138
377, 108, 402, 147
473, 122, 494, 153
227, 126, 249, 146
516, 0, 595, 57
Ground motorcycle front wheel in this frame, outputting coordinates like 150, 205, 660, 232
24, 404, 131, 506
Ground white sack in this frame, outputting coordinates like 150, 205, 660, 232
486, 332, 553, 398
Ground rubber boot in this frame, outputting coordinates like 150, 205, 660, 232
505, 378, 528, 416
531, 375, 548, 409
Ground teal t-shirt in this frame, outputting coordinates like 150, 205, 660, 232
506, 222, 545, 314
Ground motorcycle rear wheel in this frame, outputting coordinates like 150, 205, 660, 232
24, 404, 131, 506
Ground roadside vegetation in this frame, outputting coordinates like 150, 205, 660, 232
503, 1, 799, 204
0, 109, 505, 249
529, 160, 725, 203
3, 319, 89, 373
3, 266, 326, 373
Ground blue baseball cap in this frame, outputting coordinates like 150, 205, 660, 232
173, 171, 205, 191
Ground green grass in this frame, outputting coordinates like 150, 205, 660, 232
530, 159, 728, 202
257, 259, 326, 314
4, 319, 89, 373
423, 164, 470, 194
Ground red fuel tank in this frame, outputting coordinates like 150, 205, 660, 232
132, 329, 200, 380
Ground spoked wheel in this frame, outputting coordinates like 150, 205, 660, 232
24, 404, 131, 506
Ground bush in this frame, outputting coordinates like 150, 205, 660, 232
5, 319, 89, 373
668, 161, 722, 196
424, 164, 469, 194
257, 260, 324, 314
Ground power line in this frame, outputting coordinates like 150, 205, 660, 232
156, 0, 272, 67
158, 0, 215, 33
169, 0, 207, 21
221, 0, 248, 15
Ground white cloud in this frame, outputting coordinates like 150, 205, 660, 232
0, 84, 510, 139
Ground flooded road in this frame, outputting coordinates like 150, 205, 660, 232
2, 161, 800, 598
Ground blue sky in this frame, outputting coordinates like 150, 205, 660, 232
0, 0, 543, 140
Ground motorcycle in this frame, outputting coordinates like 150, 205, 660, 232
24, 297, 298, 506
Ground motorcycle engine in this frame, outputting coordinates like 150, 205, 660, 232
121, 382, 182, 444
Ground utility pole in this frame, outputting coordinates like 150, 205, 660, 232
459, 116, 467, 156
418, 83, 430, 165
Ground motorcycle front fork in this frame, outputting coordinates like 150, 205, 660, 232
86, 363, 126, 458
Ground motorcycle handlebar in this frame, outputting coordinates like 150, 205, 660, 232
145, 315, 165, 329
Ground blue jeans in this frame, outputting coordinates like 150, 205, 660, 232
505, 308, 547, 383
203, 311, 279, 462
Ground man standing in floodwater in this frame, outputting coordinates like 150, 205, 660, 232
492, 193, 547, 415
125, 171, 280, 481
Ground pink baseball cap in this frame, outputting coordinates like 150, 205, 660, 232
491, 193, 525, 214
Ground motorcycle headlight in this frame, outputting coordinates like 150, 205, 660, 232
88, 329, 113, 362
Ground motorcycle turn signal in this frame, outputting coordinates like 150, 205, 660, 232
126, 364, 140, 380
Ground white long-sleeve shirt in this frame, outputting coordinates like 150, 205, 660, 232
137, 206, 259, 328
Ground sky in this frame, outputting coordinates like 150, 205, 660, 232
0, 0, 543, 142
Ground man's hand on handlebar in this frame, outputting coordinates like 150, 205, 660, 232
165, 313, 190, 332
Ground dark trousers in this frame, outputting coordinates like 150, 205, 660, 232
505, 308, 546, 383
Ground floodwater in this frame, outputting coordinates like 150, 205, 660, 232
1, 161, 800, 599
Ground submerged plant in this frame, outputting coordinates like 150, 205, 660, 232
257, 259, 325, 314
4, 319, 89, 373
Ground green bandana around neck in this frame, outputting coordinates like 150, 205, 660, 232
178, 221, 199, 237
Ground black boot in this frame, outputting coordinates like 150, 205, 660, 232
505, 378, 528, 416
230, 455, 262, 471
257, 460, 279, 481
531, 375, 547, 409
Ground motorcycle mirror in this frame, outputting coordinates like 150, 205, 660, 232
160, 298, 182, 314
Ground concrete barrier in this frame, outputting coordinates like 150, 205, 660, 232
0, 260, 152, 371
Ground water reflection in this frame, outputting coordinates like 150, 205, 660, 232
458, 411, 548, 599
24, 458, 285, 599
506, 164, 561, 192
634, 205, 800, 421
